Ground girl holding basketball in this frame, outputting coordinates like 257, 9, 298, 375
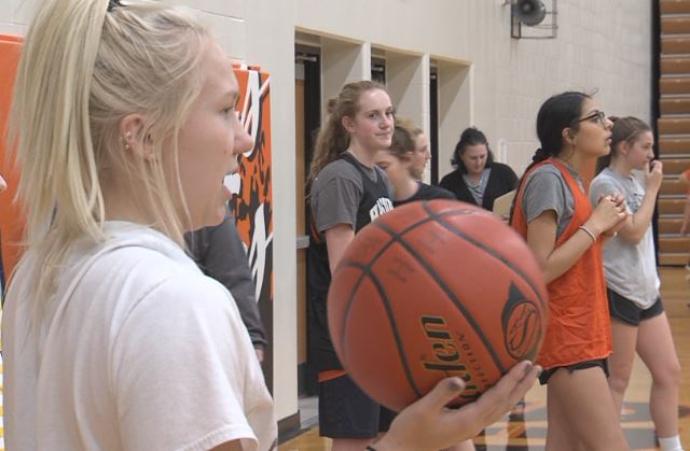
375, 119, 455, 206
511, 92, 629, 450
590, 117, 684, 451
4, 0, 540, 449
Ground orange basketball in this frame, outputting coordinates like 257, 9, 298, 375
327, 200, 548, 412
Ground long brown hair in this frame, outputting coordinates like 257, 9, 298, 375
308, 80, 387, 182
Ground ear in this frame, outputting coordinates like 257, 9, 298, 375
341, 115, 356, 134
562, 127, 576, 147
618, 139, 632, 156
119, 114, 156, 161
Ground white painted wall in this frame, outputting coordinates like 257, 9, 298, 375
1, 0, 652, 425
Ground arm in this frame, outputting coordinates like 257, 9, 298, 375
324, 224, 355, 273
526, 210, 601, 284
201, 217, 267, 353
616, 161, 662, 244
310, 166, 362, 273
528, 196, 627, 284
524, 171, 626, 282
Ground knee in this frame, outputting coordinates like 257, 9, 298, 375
607, 373, 630, 394
652, 360, 682, 388
608, 367, 631, 393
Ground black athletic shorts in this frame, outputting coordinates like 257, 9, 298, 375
318, 374, 396, 438
607, 288, 664, 326
538, 358, 609, 385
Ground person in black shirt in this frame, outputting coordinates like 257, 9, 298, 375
186, 214, 267, 362
375, 120, 455, 206
439, 127, 517, 210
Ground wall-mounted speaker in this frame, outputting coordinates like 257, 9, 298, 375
509, 0, 557, 40
512, 0, 546, 27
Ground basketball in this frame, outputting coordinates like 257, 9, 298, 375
327, 199, 548, 412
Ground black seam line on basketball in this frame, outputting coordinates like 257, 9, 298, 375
338, 214, 454, 346
374, 218, 508, 375
337, 208, 482, 358
420, 202, 548, 312
340, 260, 424, 399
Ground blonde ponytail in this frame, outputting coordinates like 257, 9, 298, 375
9, 0, 209, 301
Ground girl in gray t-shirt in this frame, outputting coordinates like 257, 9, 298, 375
590, 116, 683, 451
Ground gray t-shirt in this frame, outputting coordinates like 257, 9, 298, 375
462, 168, 492, 206
589, 168, 660, 308
310, 155, 392, 236
521, 162, 582, 239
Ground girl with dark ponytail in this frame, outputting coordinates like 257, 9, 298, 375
511, 92, 629, 450
590, 117, 684, 451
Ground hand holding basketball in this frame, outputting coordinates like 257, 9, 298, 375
373, 361, 541, 451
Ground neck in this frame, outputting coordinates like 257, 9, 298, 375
466, 171, 482, 181
102, 176, 185, 231
348, 142, 377, 168
555, 148, 597, 178
394, 178, 419, 201
609, 157, 633, 177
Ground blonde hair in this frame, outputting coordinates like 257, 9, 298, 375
308, 80, 388, 182
389, 120, 416, 160
397, 117, 423, 140
9, 0, 209, 300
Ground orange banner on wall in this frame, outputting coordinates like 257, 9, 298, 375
0, 35, 25, 291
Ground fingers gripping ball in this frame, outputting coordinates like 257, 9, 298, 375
327, 200, 548, 412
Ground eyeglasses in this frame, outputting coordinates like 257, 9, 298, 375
572, 110, 607, 127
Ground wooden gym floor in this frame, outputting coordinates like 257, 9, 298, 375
281, 267, 690, 450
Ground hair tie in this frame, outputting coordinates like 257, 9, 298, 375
107, 0, 122, 12
532, 147, 549, 163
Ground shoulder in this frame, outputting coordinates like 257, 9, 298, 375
591, 169, 622, 192
591, 169, 617, 187
313, 159, 362, 188
419, 183, 456, 200
439, 169, 463, 186
98, 247, 239, 345
83, 228, 230, 313
526, 163, 564, 186
491, 162, 517, 175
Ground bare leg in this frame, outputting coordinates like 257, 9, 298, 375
607, 319, 639, 414
545, 377, 576, 451
636, 313, 682, 438
545, 366, 628, 451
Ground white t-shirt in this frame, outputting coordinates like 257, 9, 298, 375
590, 168, 660, 308
2, 222, 276, 451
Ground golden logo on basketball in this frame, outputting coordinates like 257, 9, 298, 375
501, 283, 542, 360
